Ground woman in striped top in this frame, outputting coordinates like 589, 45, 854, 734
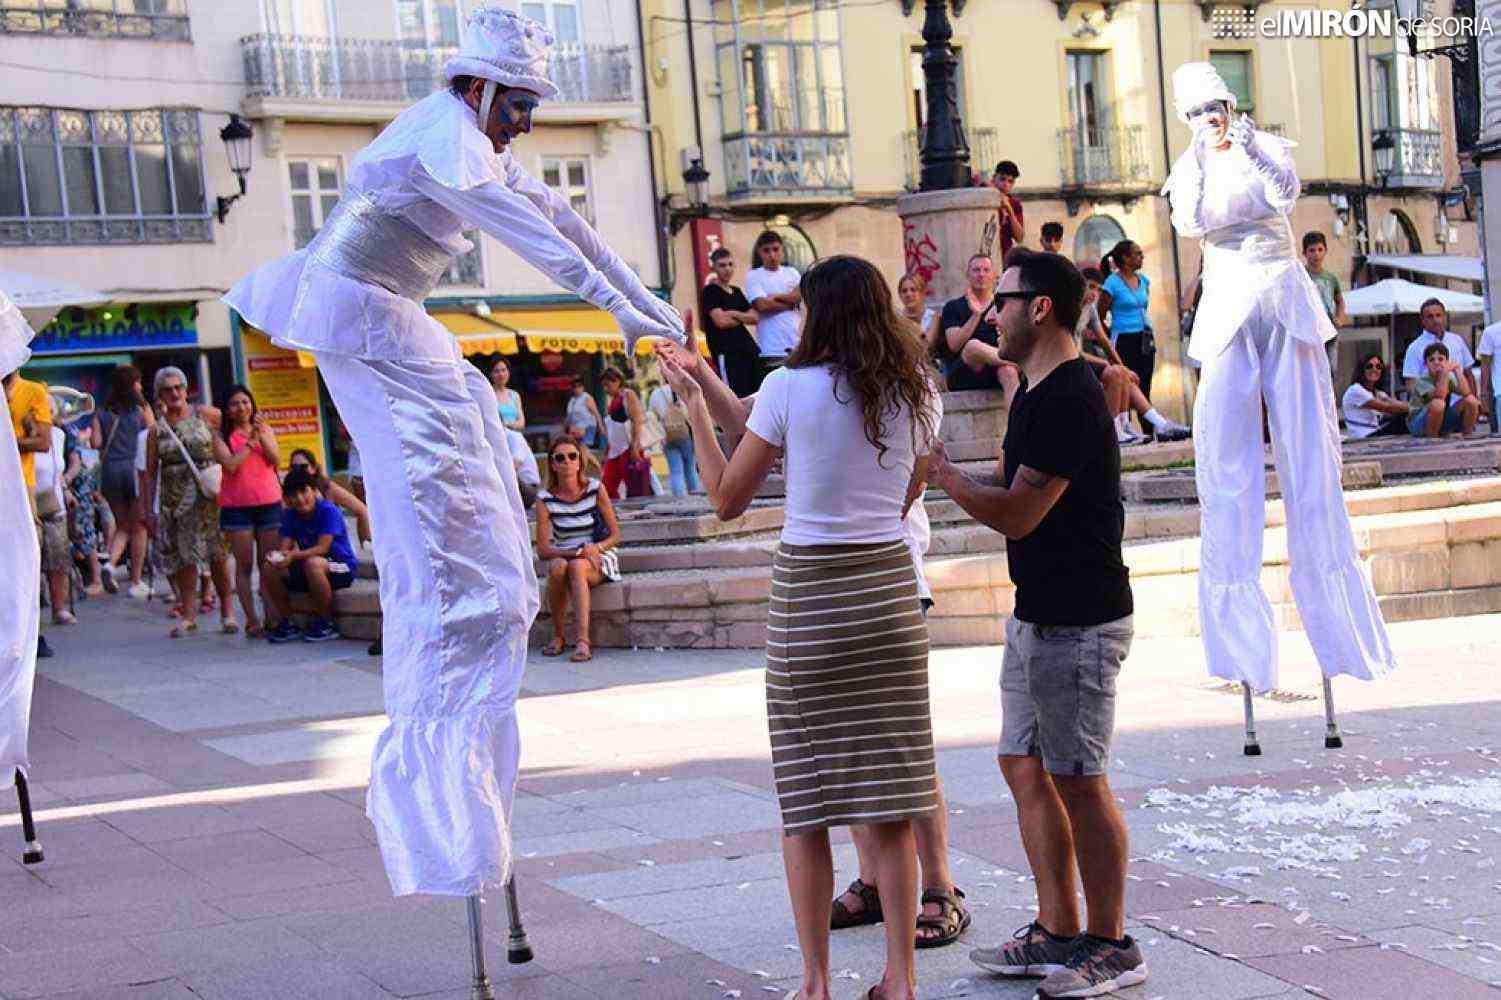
658, 255, 940, 1000
535, 435, 620, 663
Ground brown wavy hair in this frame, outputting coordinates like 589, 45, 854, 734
544, 433, 600, 492
785, 255, 936, 468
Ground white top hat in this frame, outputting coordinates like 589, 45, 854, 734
443, 4, 559, 101
1171, 62, 1236, 122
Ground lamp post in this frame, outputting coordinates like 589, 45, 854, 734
917, 0, 971, 192
683, 158, 710, 212
215, 114, 254, 224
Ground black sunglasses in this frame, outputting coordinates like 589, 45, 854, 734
993, 290, 1045, 304
1364, 361, 1384, 370
551, 452, 581, 463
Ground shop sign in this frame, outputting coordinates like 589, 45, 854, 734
31, 303, 199, 355
241, 326, 326, 470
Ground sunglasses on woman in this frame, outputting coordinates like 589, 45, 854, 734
551, 452, 581, 464
1364, 362, 1384, 371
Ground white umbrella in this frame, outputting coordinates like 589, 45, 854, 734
1343, 277, 1485, 318
0, 268, 110, 330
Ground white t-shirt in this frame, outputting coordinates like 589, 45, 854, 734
646, 384, 673, 422
1402, 330, 1475, 380
1342, 383, 1391, 439
746, 364, 939, 546
1477, 322, 1501, 398
743, 265, 802, 357
33, 426, 66, 506
505, 428, 540, 488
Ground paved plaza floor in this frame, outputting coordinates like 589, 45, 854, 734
3, 594, 1500, 999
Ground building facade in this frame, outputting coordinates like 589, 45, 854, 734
643, 0, 1480, 420
1, 0, 663, 462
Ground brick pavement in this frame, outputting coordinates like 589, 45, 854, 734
2, 595, 1499, 998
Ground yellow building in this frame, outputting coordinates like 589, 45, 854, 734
643, 0, 1479, 420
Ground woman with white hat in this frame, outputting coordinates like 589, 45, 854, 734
224, 1, 683, 921
1161, 62, 1394, 750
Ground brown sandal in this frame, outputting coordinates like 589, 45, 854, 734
830, 877, 883, 930
915, 886, 970, 949
570, 640, 593, 662
541, 637, 566, 657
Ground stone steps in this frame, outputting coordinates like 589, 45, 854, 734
529, 476, 1501, 650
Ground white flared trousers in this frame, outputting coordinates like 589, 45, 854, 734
1, 403, 40, 785
1193, 299, 1395, 690
316, 350, 540, 897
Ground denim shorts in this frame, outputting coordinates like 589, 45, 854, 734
998, 614, 1133, 777
1406, 401, 1463, 436
220, 502, 282, 533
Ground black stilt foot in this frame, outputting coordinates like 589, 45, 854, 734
1324, 733, 1343, 750
15, 773, 43, 864
1243, 741, 1263, 757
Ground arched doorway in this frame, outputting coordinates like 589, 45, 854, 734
1073, 214, 1127, 271
1378, 209, 1422, 254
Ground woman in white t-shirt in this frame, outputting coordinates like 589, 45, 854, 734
1341, 352, 1409, 439
658, 255, 944, 1000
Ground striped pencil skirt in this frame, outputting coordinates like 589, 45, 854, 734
766, 539, 940, 835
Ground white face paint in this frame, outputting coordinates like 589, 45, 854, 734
1186, 101, 1231, 144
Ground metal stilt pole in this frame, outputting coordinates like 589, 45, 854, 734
15, 772, 43, 864
466, 894, 495, 1000
1322, 676, 1343, 749
504, 877, 533, 964
1242, 682, 1262, 756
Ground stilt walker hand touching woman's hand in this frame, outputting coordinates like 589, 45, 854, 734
1161, 63, 1395, 753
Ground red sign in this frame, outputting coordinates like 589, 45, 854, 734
690, 218, 726, 291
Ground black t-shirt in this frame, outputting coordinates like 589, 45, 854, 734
937, 295, 1000, 392
701, 283, 759, 357
1002, 357, 1132, 626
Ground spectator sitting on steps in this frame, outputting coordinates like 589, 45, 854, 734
262, 466, 359, 644
1077, 267, 1190, 444
1407, 341, 1481, 439
536, 435, 621, 663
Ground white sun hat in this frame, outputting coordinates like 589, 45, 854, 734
443, 4, 558, 101
1172, 61, 1237, 122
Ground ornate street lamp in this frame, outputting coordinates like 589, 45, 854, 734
683, 158, 710, 211
916, 0, 971, 192
215, 114, 255, 223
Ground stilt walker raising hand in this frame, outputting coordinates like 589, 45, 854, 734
1160, 63, 1396, 753
225, 5, 683, 988
1, 290, 43, 864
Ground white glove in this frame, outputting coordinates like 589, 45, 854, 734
1225, 114, 1256, 151
612, 301, 683, 355
639, 294, 685, 338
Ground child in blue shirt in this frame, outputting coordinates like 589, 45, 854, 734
263, 466, 358, 642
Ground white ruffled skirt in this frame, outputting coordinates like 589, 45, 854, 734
0, 296, 38, 785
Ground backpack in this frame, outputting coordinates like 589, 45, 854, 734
665, 399, 691, 443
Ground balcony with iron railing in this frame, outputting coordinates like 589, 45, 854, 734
722, 132, 854, 203
240, 35, 637, 124
1372, 127, 1445, 188
1056, 124, 1150, 188
902, 127, 998, 192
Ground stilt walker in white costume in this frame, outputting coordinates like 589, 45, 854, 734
225, 6, 682, 993
1, 290, 43, 865
1161, 63, 1396, 756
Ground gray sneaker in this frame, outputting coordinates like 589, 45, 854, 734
971, 922, 1078, 977
1035, 935, 1147, 998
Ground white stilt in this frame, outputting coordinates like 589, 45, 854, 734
1322, 676, 1343, 749
466, 894, 495, 1000
504, 877, 533, 964
1242, 683, 1262, 756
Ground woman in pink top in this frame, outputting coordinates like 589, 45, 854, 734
213, 385, 282, 638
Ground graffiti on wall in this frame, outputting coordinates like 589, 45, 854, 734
903, 220, 941, 285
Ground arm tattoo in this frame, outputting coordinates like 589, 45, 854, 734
1019, 467, 1056, 489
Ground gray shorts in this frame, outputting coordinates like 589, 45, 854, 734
998, 614, 1133, 777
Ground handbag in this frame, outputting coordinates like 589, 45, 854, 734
160, 411, 222, 501
624, 455, 654, 497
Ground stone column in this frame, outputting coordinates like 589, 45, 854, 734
1476, 0, 1501, 321
896, 186, 1002, 305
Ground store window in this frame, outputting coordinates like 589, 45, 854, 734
287, 157, 340, 249
520, 0, 579, 43
1208, 50, 1254, 116
541, 156, 594, 226
397, 0, 465, 47
0, 106, 209, 245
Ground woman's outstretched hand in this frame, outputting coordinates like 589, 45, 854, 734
657, 352, 703, 406
655, 313, 704, 375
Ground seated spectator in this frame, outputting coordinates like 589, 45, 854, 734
536, 435, 620, 663
897, 272, 941, 360
1341, 353, 1408, 438
989, 160, 1025, 259
1077, 268, 1189, 444
506, 427, 541, 508
1039, 221, 1064, 254
1402, 299, 1475, 394
1408, 342, 1481, 438
936, 253, 1010, 391
287, 449, 371, 547
262, 466, 358, 643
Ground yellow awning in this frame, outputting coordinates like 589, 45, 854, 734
490, 306, 707, 357
433, 312, 520, 356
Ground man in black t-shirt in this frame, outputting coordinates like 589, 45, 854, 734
936, 253, 1008, 392
699, 247, 763, 397
927, 251, 1145, 999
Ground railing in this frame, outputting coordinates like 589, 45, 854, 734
241, 36, 635, 105
1056, 124, 1150, 187
722, 133, 853, 201
1372, 127, 1445, 187
902, 127, 999, 191
0, 1, 190, 40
